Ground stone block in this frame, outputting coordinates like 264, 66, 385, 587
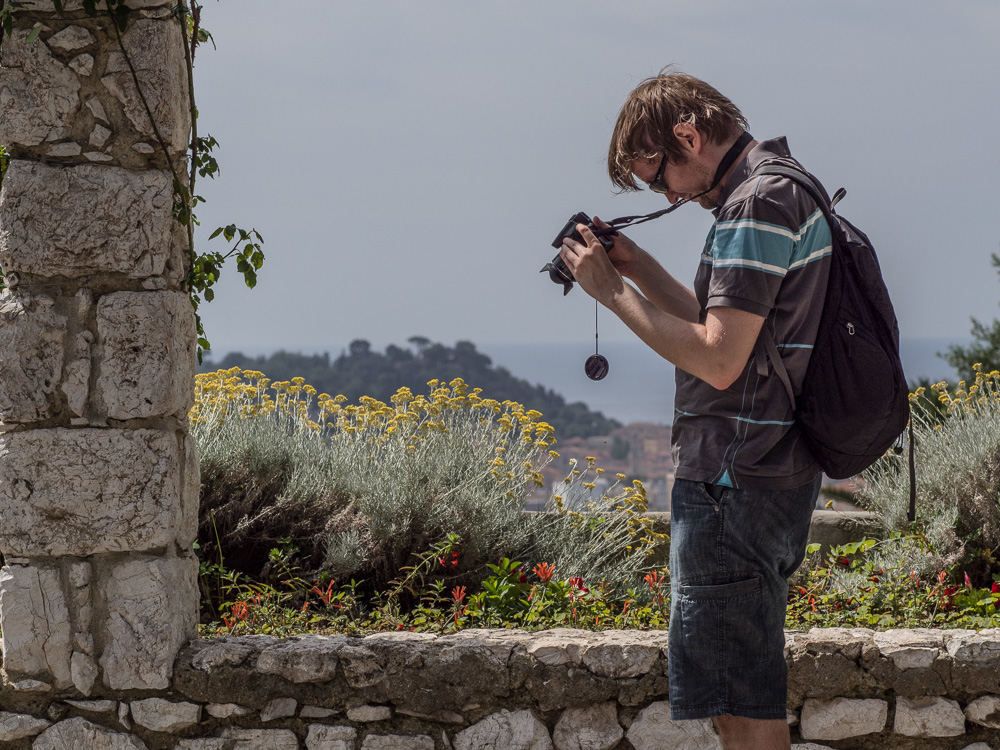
0, 292, 67, 423
306, 725, 357, 750
64, 699, 116, 713
32, 717, 148, 749
455, 709, 553, 750
219, 728, 299, 750
99, 552, 198, 690
0, 711, 50, 741
799, 698, 887, 740
873, 628, 943, 670
580, 630, 664, 678
205, 703, 254, 719
894, 696, 966, 737
102, 18, 190, 154
346, 704, 392, 722
525, 629, 592, 666
47, 25, 96, 52
967, 695, 1000, 728
130, 697, 201, 733
626, 702, 721, 750
256, 635, 347, 683
946, 630, 1000, 692
0, 563, 73, 688
261, 697, 297, 722
176, 740, 237, 750
553, 702, 623, 750
96, 291, 195, 419
0, 428, 191, 556
0, 29, 81, 148
0, 161, 174, 279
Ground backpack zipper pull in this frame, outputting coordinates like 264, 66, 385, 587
846, 322, 855, 335
846, 322, 855, 357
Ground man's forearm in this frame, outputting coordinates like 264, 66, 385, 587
624, 252, 700, 323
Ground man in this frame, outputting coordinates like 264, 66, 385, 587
559, 71, 830, 750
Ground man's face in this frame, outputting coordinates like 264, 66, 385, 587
632, 152, 718, 209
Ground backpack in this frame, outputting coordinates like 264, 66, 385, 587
751, 162, 911, 492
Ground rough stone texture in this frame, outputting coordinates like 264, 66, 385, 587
33, 717, 148, 749
256, 635, 347, 683
947, 630, 1000, 693
102, 18, 191, 154
580, 630, 665, 678
219, 727, 300, 750
0, 711, 50, 741
96, 291, 196, 419
455, 709, 553, 750
0, 428, 191, 557
967, 695, 1000, 728
175, 740, 236, 750
360, 735, 436, 750
48, 25, 97, 52
873, 629, 945, 671
129, 697, 200, 732
894, 696, 967, 737
799, 698, 888, 740
301, 706, 339, 719
306, 724, 357, 750
261, 697, 297, 722
346, 704, 392, 722
0, 292, 68, 423
787, 628, 879, 705
0, 563, 73, 688
100, 553, 199, 690
0, 29, 81, 148
64, 699, 116, 713
626, 702, 721, 750
0, 161, 174, 279
206, 703, 254, 719
552, 702, 622, 750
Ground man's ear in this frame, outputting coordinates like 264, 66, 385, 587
672, 122, 702, 155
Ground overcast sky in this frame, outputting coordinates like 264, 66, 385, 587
192, 0, 1000, 363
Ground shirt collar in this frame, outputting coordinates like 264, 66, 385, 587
713, 136, 792, 216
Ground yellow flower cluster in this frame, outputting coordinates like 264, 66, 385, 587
191, 369, 556, 491
917, 363, 1000, 420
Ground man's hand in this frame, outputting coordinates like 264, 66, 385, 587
592, 216, 646, 280
559, 222, 626, 305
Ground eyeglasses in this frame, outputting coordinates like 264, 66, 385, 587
648, 152, 669, 194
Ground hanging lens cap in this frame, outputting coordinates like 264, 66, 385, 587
585, 354, 609, 381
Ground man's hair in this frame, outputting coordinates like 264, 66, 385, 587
608, 68, 749, 192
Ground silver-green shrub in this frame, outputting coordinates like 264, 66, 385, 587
191, 369, 661, 587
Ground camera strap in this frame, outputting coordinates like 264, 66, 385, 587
596, 131, 754, 235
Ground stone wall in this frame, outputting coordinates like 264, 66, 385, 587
0, 0, 198, 697
0, 628, 997, 749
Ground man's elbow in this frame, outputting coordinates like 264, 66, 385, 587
701, 360, 744, 391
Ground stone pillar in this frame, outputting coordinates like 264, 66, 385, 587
0, 0, 198, 694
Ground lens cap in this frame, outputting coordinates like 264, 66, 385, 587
585, 354, 609, 381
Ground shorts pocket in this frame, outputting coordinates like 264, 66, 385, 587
677, 576, 768, 671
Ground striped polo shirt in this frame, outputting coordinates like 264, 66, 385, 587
671, 137, 831, 490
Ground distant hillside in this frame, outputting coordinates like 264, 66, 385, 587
202, 338, 621, 439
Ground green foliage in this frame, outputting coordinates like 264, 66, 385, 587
205, 339, 621, 439
944, 253, 1000, 376
787, 537, 1000, 630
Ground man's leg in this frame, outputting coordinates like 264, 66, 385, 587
713, 715, 790, 750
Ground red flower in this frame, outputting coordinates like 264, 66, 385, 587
568, 576, 589, 594
965, 572, 973, 588
533, 562, 556, 584
991, 582, 1000, 608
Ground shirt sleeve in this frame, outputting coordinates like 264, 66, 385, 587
706, 192, 797, 318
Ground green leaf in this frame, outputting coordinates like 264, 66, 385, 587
204, 288, 214, 302
209, 227, 224, 240
52, 0, 64, 14
26, 22, 43, 43
805, 543, 821, 555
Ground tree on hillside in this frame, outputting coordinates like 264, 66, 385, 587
204, 339, 621, 439
944, 252, 1000, 377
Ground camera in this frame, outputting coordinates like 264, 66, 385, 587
541, 212, 618, 295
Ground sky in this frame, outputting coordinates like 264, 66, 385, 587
192, 0, 1000, 369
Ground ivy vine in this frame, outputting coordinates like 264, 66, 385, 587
0, 0, 263, 361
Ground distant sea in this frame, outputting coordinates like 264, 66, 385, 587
209, 338, 967, 427
483, 337, 967, 426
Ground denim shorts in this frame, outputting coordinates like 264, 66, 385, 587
667, 475, 820, 721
